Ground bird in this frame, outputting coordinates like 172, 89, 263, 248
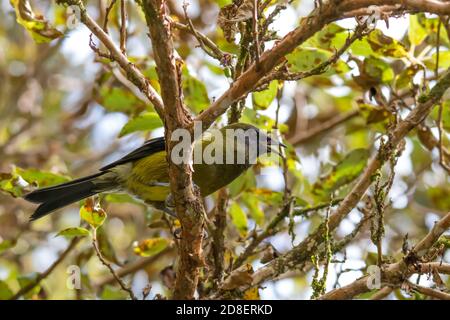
24, 123, 285, 221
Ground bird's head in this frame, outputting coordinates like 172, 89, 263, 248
221, 123, 286, 162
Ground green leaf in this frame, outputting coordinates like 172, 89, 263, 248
308, 23, 347, 50
100, 285, 129, 300
0, 280, 13, 300
242, 193, 265, 226
10, 0, 63, 43
80, 204, 107, 229
409, 15, 428, 46
252, 80, 278, 110
133, 237, 169, 257
423, 51, 450, 70
0, 172, 27, 197
313, 148, 369, 199
229, 202, 248, 237
104, 193, 141, 205
351, 30, 407, 58
355, 56, 394, 87
215, 0, 233, 7
0, 239, 16, 254
286, 47, 332, 72
18, 273, 40, 298
183, 73, 210, 113
56, 227, 90, 239
395, 65, 420, 90
15, 167, 70, 187
358, 103, 392, 125
98, 87, 146, 114
429, 100, 450, 131
286, 47, 349, 74
118, 112, 163, 137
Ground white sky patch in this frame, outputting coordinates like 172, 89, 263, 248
91, 112, 129, 152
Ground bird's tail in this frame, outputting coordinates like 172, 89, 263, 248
24, 172, 115, 221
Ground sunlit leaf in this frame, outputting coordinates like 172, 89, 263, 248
118, 112, 163, 137
101, 285, 129, 300
287, 47, 349, 74
354, 56, 394, 88
351, 30, 407, 58
15, 167, 70, 187
358, 103, 392, 125
409, 15, 428, 46
423, 51, 450, 70
313, 148, 369, 198
252, 80, 278, 110
10, 0, 63, 43
183, 72, 210, 113
308, 23, 347, 50
241, 193, 265, 226
0, 239, 16, 254
133, 237, 169, 257
98, 87, 146, 115
56, 227, 90, 239
0, 280, 13, 300
395, 65, 420, 90
430, 100, 450, 131
229, 202, 248, 237
80, 203, 107, 229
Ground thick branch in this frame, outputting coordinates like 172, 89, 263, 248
140, 0, 205, 300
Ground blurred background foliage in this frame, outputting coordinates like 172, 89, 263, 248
0, 0, 449, 299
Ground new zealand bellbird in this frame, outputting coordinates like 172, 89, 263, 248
24, 123, 285, 220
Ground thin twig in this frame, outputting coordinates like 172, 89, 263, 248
92, 228, 137, 300
120, 0, 127, 54
103, 0, 117, 33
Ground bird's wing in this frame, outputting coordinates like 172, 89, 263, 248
100, 137, 166, 171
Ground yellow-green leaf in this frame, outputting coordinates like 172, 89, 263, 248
0, 280, 13, 300
242, 193, 265, 226
409, 15, 428, 46
313, 148, 369, 199
80, 204, 107, 229
98, 87, 146, 115
287, 47, 349, 74
230, 202, 248, 237
118, 112, 163, 137
133, 237, 169, 257
183, 73, 210, 113
10, 0, 63, 43
16, 167, 70, 187
56, 227, 90, 239
252, 80, 278, 110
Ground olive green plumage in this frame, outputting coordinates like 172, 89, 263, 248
24, 123, 282, 220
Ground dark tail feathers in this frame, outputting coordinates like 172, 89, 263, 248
24, 172, 113, 221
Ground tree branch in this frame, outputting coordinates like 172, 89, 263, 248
56, 0, 164, 118
249, 68, 450, 289
195, 0, 450, 132
319, 211, 450, 299
10, 237, 81, 300
139, 0, 206, 300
